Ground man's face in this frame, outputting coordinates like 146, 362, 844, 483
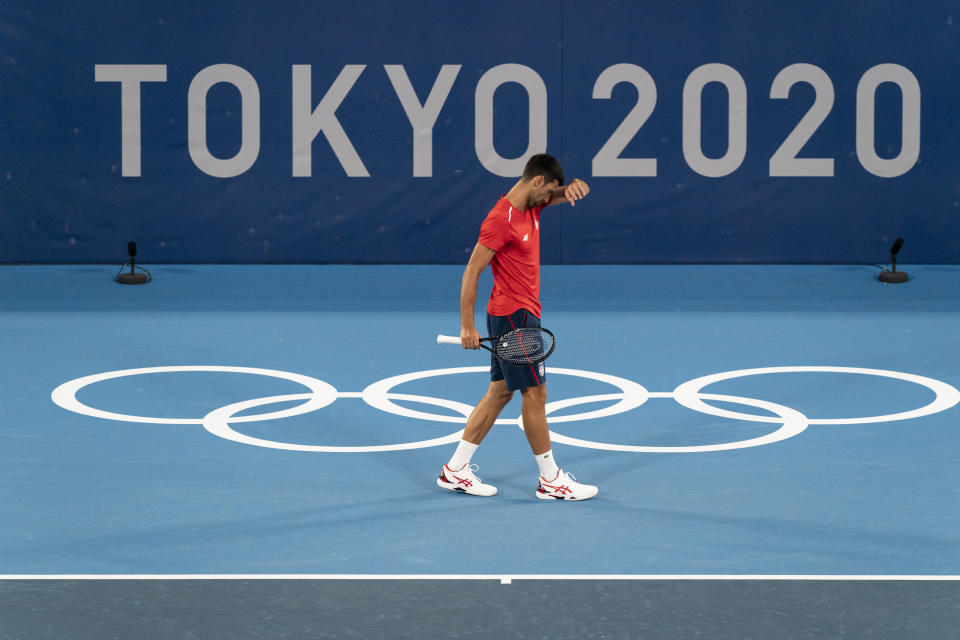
528, 177, 560, 208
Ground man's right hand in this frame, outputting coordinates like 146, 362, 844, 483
460, 326, 481, 349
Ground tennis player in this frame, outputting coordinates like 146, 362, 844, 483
437, 153, 597, 500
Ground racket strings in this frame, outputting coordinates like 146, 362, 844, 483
493, 327, 551, 365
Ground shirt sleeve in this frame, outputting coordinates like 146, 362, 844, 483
478, 209, 510, 252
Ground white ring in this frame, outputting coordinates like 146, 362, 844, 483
50, 366, 338, 424
361, 366, 649, 426
202, 393, 464, 452
545, 368, 649, 422
546, 392, 808, 452
52, 364, 960, 454
672, 366, 960, 425
362, 368, 488, 423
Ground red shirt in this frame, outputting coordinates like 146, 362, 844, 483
478, 196, 547, 318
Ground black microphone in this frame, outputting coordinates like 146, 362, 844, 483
117, 240, 149, 284
890, 238, 903, 272
890, 237, 903, 257
879, 237, 908, 283
127, 241, 137, 273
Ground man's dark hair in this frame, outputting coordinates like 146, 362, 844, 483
522, 153, 564, 186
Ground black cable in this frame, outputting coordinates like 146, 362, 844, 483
115, 262, 152, 282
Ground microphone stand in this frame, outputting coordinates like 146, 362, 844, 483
117, 242, 150, 284
879, 243, 907, 284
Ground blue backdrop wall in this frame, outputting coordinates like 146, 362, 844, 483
1, 1, 958, 263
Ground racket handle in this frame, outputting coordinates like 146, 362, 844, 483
437, 335, 462, 345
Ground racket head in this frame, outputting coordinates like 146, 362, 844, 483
488, 327, 555, 366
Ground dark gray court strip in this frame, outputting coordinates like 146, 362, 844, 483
1, 579, 958, 639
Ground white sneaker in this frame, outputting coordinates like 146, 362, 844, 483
437, 464, 498, 496
536, 469, 598, 500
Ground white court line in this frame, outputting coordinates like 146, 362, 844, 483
1, 574, 958, 581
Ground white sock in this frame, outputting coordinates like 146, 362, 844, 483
447, 440, 479, 470
536, 450, 560, 480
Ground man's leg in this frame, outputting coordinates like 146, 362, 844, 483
519, 383, 550, 454
521, 382, 599, 500
437, 380, 512, 496
462, 379, 514, 444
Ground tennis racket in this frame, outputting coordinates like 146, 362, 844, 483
437, 327, 556, 366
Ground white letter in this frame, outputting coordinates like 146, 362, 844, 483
292, 65, 369, 178
856, 64, 921, 178
475, 64, 548, 177
682, 64, 747, 178
769, 64, 835, 177
187, 64, 261, 178
592, 63, 658, 177
385, 64, 460, 177
94, 64, 167, 177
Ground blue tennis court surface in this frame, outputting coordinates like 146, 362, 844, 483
2, 264, 959, 577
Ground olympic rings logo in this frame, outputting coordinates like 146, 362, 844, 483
51, 365, 960, 454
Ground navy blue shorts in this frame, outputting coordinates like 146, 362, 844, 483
487, 308, 546, 391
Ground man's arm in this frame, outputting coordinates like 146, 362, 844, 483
547, 178, 590, 207
460, 243, 496, 349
